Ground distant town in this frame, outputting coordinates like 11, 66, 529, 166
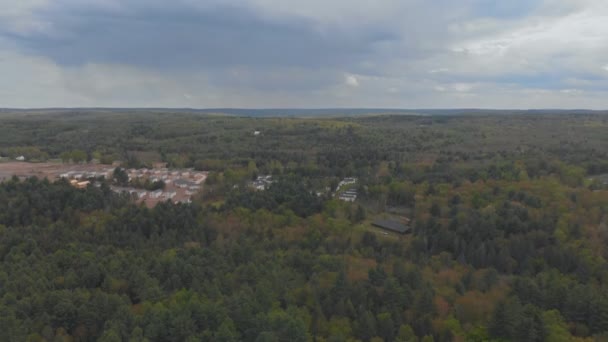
64, 167, 207, 206
0, 161, 207, 207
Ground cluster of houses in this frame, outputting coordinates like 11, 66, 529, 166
60, 168, 206, 185
174, 179, 202, 195
337, 177, 358, 202
110, 187, 189, 203
339, 189, 358, 202
118, 168, 206, 204
250, 175, 274, 191
338, 177, 357, 188
111, 187, 149, 198
60, 169, 113, 180
124, 167, 205, 182
59, 167, 207, 205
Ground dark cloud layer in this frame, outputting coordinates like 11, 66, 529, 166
6, 2, 397, 70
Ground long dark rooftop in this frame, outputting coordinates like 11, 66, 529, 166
372, 219, 411, 234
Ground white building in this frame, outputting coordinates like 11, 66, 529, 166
339, 195, 357, 202
149, 190, 163, 199
164, 191, 177, 199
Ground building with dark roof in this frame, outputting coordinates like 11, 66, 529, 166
372, 219, 411, 234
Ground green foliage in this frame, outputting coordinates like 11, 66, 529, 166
112, 167, 129, 186
130, 178, 165, 191
225, 176, 324, 217
542, 310, 571, 342
1, 112, 608, 341
60, 149, 88, 163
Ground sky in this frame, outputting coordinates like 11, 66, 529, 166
1, 0, 608, 108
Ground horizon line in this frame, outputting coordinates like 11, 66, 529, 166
1, 107, 607, 111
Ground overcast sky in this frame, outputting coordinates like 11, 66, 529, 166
1, 0, 608, 108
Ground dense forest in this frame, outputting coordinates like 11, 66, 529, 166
1, 111, 608, 341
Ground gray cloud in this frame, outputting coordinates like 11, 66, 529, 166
0, 0, 607, 108
4, 1, 397, 70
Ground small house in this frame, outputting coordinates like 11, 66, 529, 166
76, 181, 90, 189
250, 175, 273, 191
175, 179, 194, 189
339, 194, 357, 202
149, 190, 163, 199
